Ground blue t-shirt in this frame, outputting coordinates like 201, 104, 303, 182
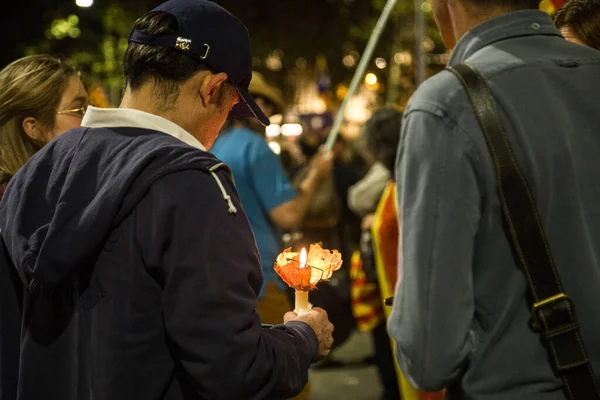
211, 127, 297, 297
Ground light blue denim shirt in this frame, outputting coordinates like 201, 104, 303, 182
389, 10, 600, 399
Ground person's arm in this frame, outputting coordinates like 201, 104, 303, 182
246, 140, 333, 230
137, 168, 325, 399
388, 109, 482, 391
269, 160, 327, 230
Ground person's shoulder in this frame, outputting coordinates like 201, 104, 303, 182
50, 126, 90, 144
405, 69, 466, 119
147, 166, 238, 212
151, 168, 217, 193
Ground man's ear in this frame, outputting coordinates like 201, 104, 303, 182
199, 72, 229, 107
22, 117, 43, 142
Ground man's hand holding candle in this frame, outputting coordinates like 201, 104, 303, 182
274, 243, 343, 359
284, 308, 335, 359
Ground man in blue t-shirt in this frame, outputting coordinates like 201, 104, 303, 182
211, 72, 332, 312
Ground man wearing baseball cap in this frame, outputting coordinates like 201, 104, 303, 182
0, 1, 334, 399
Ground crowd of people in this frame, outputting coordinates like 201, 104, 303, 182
1, 0, 600, 399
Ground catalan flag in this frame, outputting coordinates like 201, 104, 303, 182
540, 0, 565, 14
349, 251, 385, 332
372, 182, 446, 400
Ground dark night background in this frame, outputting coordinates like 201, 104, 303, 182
0, 0, 444, 90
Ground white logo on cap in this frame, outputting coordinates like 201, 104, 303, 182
175, 37, 210, 59
175, 37, 192, 51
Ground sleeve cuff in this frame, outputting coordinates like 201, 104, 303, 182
282, 321, 320, 363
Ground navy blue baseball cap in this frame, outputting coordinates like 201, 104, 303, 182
129, 0, 270, 126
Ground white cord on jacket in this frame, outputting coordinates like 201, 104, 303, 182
209, 164, 238, 215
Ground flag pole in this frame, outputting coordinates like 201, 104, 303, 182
324, 0, 399, 152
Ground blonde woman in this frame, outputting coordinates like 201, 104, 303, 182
0, 55, 88, 197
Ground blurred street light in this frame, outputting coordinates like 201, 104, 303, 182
343, 51, 359, 68
281, 124, 303, 137
265, 54, 282, 71
422, 37, 435, 52
336, 84, 348, 101
265, 124, 281, 138
76, 0, 94, 8
375, 57, 387, 69
394, 51, 413, 65
344, 92, 371, 124
365, 73, 378, 86
343, 55, 356, 68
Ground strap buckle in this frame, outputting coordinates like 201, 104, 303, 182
531, 293, 591, 373
531, 293, 570, 328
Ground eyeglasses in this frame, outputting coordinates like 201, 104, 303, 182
56, 106, 87, 119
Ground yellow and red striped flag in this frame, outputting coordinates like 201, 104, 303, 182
349, 251, 386, 332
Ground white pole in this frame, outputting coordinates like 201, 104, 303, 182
324, 0, 399, 152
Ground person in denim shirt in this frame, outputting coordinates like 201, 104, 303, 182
388, 0, 600, 398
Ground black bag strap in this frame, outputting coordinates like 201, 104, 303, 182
447, 63, 600, 399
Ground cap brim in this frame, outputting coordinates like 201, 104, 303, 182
229, 86, 271, 127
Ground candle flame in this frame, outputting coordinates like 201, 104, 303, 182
299, 247, 307, 269
274, 244, 343, 291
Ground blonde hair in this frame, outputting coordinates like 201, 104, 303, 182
0, 55, 77, 183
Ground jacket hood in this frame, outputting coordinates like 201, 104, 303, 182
0, 127, 230, 292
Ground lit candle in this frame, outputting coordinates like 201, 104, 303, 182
295, 248, 310, 314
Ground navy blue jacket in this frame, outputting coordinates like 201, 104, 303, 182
0, 126, 318, 400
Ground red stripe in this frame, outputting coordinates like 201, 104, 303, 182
352, 290, 383, 306
353, 275, 367, 286
355, 311, 384, 324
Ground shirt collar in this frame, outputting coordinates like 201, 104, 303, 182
448, 10, 563, 66
81, 106, 206, 151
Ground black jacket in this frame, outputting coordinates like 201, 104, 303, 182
0, 126, 318, 400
